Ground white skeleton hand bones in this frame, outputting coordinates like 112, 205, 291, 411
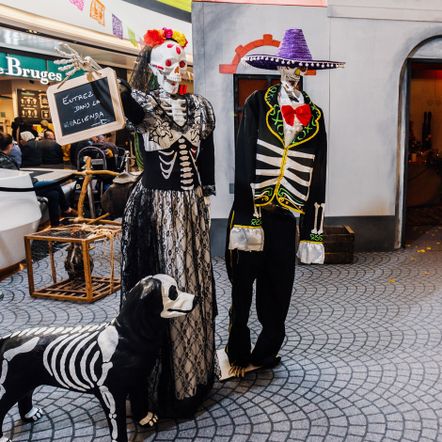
54, 43, 102, 78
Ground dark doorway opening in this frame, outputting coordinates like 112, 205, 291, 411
233, 73, 297, 140
405, 60, 442, 243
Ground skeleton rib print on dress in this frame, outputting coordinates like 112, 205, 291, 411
130, 89, 215, 193
120, 27, 217, 419
156, 139, 199, 190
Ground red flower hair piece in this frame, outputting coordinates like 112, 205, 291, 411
143, 28, 188, 48
144, 29, 165, 47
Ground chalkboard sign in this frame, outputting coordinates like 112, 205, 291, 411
47, 68, 125, 145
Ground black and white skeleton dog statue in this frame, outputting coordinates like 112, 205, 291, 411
0, 274, 196, 442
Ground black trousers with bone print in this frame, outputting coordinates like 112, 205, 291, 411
226, 207, 297, 367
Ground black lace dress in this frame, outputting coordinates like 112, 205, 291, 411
120, 88, 216, 418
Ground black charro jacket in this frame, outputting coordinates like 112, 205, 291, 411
231, 84, 327, 243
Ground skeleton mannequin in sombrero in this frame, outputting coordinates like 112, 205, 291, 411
118, 28, 216, 419
226, 29, 344, 376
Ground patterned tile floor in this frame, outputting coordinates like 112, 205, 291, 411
2, 226, 442, 441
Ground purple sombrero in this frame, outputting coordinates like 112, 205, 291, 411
244, 28, 345, 70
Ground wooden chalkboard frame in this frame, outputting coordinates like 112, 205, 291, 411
47, 67, 125, 145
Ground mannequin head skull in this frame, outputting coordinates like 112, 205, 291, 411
278, 66, 308, 99
150, 40, 187, 94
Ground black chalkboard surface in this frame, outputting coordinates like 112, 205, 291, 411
47, 68, 125, 145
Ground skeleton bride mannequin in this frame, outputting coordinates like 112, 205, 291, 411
120, 29, 217, 421
226, 28, 344, 377
56, 29, 217, 422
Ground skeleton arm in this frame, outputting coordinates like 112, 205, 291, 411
297, 121, 327, 265
54, 43, 102, 79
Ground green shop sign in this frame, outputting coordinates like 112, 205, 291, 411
0, 53, 75, 85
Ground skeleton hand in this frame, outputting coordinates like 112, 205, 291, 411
54, 43, 102, 78
138, 411, 159, 427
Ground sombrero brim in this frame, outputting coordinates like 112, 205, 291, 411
244, 54, 345, 70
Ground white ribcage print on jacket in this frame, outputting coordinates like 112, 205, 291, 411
254, 138, 315, 203
159, 138, 198, 191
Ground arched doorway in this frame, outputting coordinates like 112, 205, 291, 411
397, 35, 442, 247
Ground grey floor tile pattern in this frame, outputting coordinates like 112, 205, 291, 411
2, 226, 442, 440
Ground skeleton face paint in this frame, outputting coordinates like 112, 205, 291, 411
150, 40, 187, 94
278, 66, 307, 99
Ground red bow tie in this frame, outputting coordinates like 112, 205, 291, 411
281, 104, 312, 127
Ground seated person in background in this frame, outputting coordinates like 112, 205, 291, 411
11, 117, 23, 142
73, 135, 118, 170
70, 135, 118, 172
69, 137, 94, 168
10, 140, 22, 168
0, 135, 18, 169
20, 131, 42, 167
39, 119, 54, 137
93, 133, 118, 171
103, 133, 117, 147
44, 129, 55, 140
11, 117, 38, 142
115, 127, 131, 151
39, 130, 63, 165
0, 132, 76, 226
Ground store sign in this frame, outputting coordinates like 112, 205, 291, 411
0, 53, 65, 85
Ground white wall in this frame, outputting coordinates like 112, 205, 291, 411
193, 3, 331, 219
329, 0, 442, 22
329, 19, 442, 218
193, 1, 442, 227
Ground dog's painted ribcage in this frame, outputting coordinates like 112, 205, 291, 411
42, 325, 107, 392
